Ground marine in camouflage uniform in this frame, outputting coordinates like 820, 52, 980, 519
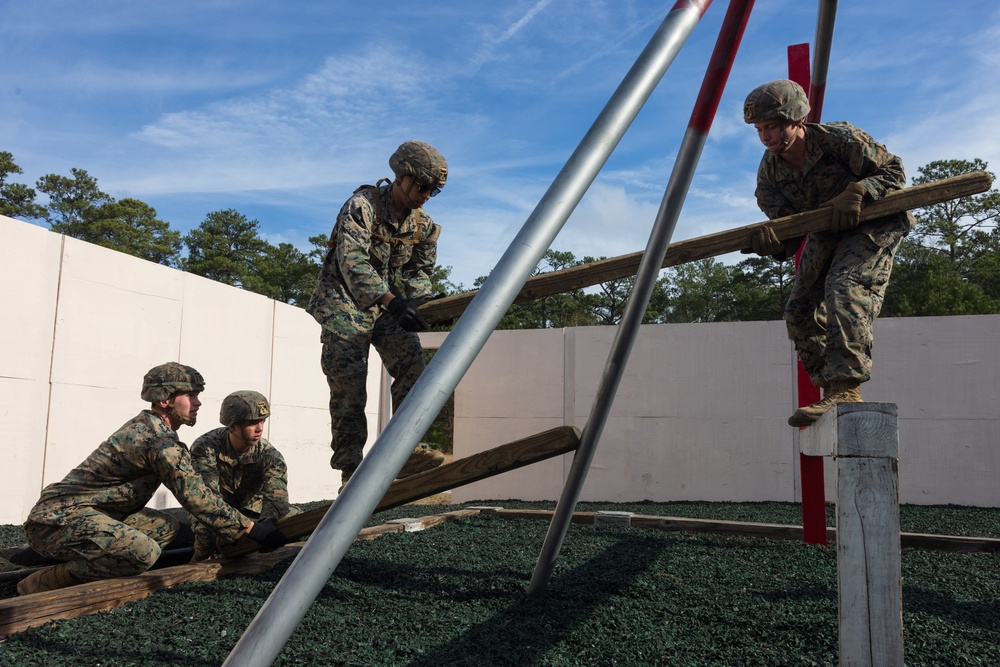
189, 390, 292, 560
306, 141, 447, 485
744, 80, 911, 426
17, 363, 283, 595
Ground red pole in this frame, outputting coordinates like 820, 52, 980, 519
787, 42, 828, 546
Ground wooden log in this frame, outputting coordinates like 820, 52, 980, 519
475, 507, 1000, 553
0, 509, 482, 639
481, 507, 839, 542
221, 425, 582, 558
420, 171, 993, 324
0, 544, 301, 638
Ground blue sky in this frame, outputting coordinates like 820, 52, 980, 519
3, 1, 998, 289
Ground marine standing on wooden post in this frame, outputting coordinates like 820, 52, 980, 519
17, 363, 287, 595
743, 79, 912, 426
306, 141, 448, 491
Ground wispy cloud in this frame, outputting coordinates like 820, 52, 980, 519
3, 0, 999, 288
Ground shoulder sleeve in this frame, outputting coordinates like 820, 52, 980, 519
258, 445, 290, 521
190, 432, 222, 494
333, 190, 390, 309
824, 122, 907, 199
401, 212, 440, 300
755, 157, 796, 220
150, 438, 251, 541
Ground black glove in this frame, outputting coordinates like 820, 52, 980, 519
248, 518, 287, 551
387, 294, 428, 332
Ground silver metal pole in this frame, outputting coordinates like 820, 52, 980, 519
811, 0, 837, 89
807, 0, 837, 122
526, 0, 755, 596
224, 3, 711, 665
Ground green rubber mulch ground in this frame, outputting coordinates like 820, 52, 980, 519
1, 501, 998, 666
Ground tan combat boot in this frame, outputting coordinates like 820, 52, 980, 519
788, 379, 862, 427
17, 562, 81, 596
398, 444, 445, 479
337, 467, 355, 494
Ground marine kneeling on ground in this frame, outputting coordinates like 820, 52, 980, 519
17, 362, 287, 595
188, 390, 298, 561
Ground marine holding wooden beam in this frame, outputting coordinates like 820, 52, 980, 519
305, 141, 448, 492
743, 79, 912, 427
17, 363, 286, 595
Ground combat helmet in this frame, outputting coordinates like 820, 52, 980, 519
220, 390, 271, 427
141, 362, 205, 402
389, 141, 448, 189
743, 79, 810, 124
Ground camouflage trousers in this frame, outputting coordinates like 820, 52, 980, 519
320, 312, 426, 473
786, 229, 903, 386
22, 507, 179, 581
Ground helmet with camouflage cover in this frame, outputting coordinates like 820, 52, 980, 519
743, 79, 810, 124
220, 390, 271, 427
141, 362, 205, 402
389, 140, 448, 188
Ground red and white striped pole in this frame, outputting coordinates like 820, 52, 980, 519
788, 0, 838, 546
527, 0, 757, 595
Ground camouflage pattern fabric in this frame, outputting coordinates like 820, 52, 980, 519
306, 181, 438, 471
23, 508, 178, 581
23, 410, 251, 580
219, 390, 270, 426
188, 427, 290, 559
754, 121, 911, 385
321, 315, 427, 472
306, 182, 440, 339
785, 233, 901, 384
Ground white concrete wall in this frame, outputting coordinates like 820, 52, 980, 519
3, 214, 998, 524
0, 214, 379, 524
451, 318, 1000, 509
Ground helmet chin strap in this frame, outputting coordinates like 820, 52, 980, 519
230, 427, 253, 446
778, 120, 805, 154
395, 177, 421, 210
167, 399, 196, 427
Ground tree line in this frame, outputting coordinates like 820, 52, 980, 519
3, 151, 998, 324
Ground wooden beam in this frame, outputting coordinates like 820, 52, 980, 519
420, 171, 993, 324
221, 425, 582, 558
475, 507, 1000, 553
0, 510, 481, 639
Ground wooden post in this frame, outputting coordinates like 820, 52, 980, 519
800, 402, 904, 667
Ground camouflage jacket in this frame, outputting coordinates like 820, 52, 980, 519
306, 181, 440, 337
190, 427, 289, 521
26, 410, 251, 542
755, 121, 912, 257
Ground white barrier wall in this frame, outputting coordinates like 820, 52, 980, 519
0, 215, 379, 524
3, 214, 998, 524
450, 318, 1000, 508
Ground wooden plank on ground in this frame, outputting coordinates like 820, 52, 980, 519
476, 507, 1000, 552
222, 425, 581, 558
0, 509, 481, 639
420, 172, 993, 324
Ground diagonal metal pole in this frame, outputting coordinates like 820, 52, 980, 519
224, 2, 712, 664
526, 0, 756, 596
807, 0, 837, 123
